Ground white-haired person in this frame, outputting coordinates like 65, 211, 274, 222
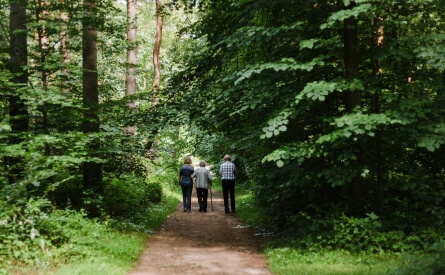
219, 154, 237, 214
192, 160, 212, 212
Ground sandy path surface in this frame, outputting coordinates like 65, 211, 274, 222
128, 188, 272, 275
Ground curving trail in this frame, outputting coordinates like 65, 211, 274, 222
128, 189, 272, 275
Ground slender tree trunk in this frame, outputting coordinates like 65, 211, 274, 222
8, 0, 28, 184
34, 0, 54, 181
60, 0, 71, 94
372, 18, 386, 211
343, 19, 360, 110
152, 0, 163, 107
125, 0, 137, 135
82, 0, 103, 199
35, 0, 49, 129
342, 2, 362, 203
146, 0, 163, 156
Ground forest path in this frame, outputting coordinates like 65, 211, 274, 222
128, 188, 272, 275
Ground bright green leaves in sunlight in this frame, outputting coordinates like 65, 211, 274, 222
320, 3, 372, 30
261, 110, 292, 139
328, 111, 401, 141
299, 39, 318, 50
418, 123, 445, 152
262, 111, 402, 168
235, 57, 326, 85
413, 34, 445, 69
296, 79, 364, 104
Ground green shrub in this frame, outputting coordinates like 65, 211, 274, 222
103, 174, 150, 216
0, 197, 94, 272
1, 197, 51, 266
103, 172, 167, 216
331, 213, 384, 253
143, 181, 162, 204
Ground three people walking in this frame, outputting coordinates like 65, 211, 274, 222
179, 154, 236, 214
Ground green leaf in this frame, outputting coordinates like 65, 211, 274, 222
299, 39, 318, 49
426, 145, 435, 152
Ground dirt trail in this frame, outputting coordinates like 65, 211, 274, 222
128, 189, 272, 275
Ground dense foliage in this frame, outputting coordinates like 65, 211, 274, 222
171, 0, 445, 254
0, 0, 192, 271
1, 0, 445, 272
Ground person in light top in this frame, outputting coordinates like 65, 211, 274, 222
192, 160, 212, 212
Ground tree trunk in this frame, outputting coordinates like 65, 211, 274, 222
125, 0, 137, 135
146, 0, 163, 156
372, 18, 386, 211
343, 19, 360, 111
82, 0, 103, 199
34, 0, 53, 178
60, 0, 71, 94
152, 0, 163, 107
9, 0, 28, 134
8, 0, 28, 184
342, 2, 362, 204
35, 0, 50, 131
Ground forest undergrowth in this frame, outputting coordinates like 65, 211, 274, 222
0, 154, 180, 275
234, 183, 445, 275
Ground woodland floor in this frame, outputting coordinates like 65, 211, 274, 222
128, 188, 272, 275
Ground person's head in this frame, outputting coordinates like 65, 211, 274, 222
223, 154, 231, 161
199, 161, 206, 167
184, 156, 192, 164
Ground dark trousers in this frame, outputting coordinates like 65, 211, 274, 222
222, 179, 235, 212
181, 185, 192, 211
196, 188, 208, 211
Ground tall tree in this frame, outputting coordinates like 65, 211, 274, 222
34, 0, 50, 134
342, 1, 362, 201
82, 0, 103, 198
9, 0, 28, 134
8, 0, 28, 184
59, 0, 71, 94
125, 0, 137, 135
152, 0, 162, 107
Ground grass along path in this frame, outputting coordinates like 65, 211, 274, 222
48, 195, 179, 275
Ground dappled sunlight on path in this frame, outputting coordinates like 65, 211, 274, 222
128, 189, 271, 275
